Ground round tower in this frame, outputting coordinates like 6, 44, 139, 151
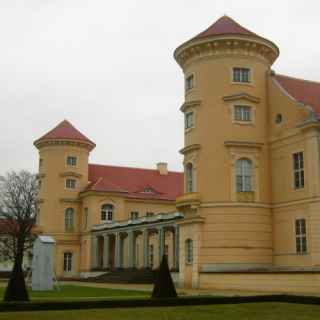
34, 120, 95, 276
175, 16, 279, 287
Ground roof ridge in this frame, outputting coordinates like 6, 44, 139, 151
275, 73, 320, 86
88, 163, 183, 174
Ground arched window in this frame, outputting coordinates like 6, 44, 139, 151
185, 239, 193, 264
65, 208, 74, 231
101, 204, 113, 222
236, 158, 253, 192
186, 163, 194, 193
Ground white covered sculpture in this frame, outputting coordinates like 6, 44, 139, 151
31, 235, 55, 291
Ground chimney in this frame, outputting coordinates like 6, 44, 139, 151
157, 162, 168, 175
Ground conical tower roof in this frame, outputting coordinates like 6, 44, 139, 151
193, 15, 259, 40
34, 120, 95, 149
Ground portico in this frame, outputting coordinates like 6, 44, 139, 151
91, 212, 183, 271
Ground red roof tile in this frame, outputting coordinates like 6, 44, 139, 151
274, 74, 320, 117
86, 164, 183, 201
35, 120, 95, 146
193, 15, 259, 41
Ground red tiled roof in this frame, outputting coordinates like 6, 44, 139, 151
192, 15, 259, 41
274, 74, 320, 117
35, 120, 95, 146
86, 164, 184, 201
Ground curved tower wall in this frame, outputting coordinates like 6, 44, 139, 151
175, 33, 279, 282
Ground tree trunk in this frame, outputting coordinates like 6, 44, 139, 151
3, 239, 29, 302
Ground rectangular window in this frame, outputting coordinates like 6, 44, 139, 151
39, 159, 43, 169
295, 219, 307, 254
234, 105, 251, 121
233, 67, 251, 83
293, 152, 304, 189
66, 179, 76, 189
185, 74, 194, 91
67, 156, 77, 167
84, 207, 88, 230
185, 112, 194, 129
130, 211, 139, 220
146, 212, 154, 217
63, 252, 73, 272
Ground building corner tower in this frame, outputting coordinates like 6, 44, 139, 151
33, 120, 95, 276
174, 16, 279, 288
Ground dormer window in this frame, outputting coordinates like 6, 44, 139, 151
233, 67, 251, 83
67, 156, 77, 167
143, 187, 153, 193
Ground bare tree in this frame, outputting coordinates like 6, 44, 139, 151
0, 171, 38, 301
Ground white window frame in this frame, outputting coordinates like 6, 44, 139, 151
67, 156, 77, 167
101, 204, 113, 222
233, 67, 251, 83
63, 252, 73, 272
65, 178, 76, 189
293, 152, 304, 189
186, 163, 194, 193
185, 74, 194, 91
185, 111, 194, 129
234, 105, 251, 122
295, 219, 307, 254
236, 158, 253, 192
65, 208, 74, 231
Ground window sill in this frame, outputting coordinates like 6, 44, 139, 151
231, 81, 254, 87
232, 120, 254, 126
237, 191, 255, 202
185, 127, 195, 134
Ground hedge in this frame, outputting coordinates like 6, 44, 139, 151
0, 295, 320, 312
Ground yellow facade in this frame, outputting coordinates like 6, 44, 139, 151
34, 16, 320, 293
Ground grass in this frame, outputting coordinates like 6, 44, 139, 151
0, 303, 320, 319
0, 285, 149, 301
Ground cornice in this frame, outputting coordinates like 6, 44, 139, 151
180, 100, 202, 113
223, 92, 261, 104
224, 141, 264, 149
176, 216, 205, 226
34, 139, 95, 151
59, 198, 81, 204
179, 144, 201, 155
59, 171, 83, 178
175, 35, 279, 69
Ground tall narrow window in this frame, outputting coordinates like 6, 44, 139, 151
185, 112, 194, 129
185, 74, 194, 91
234, 105, 251, 121
185, 239, 193, 264
233, 67, 251, 83
296, 219, 307, 254
186, 163, 193, 193
67, 156, 77, 167
293, 152, 304, 189
83, 207, 88, 230
65, 208, 74, 231
101, 204, 113, 222
63, 252, 73, 272
236, 159, 252, 192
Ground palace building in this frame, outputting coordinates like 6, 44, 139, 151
34, 16, 320, 293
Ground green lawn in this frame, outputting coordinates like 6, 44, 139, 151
0, 303, 320, 320
0, 285, 149, 301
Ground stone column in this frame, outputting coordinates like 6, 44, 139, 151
103, 234, 110, 269
173, 226, 180, 270
91, 236, 98, 270
143, 229, 149, 268
158, 226, 165, 266
114, 232, 121, 269
128, 231, 135, 269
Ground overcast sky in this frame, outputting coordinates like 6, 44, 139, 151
0, 0, 319, 175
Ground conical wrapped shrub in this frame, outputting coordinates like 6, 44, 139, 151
151, 255, 177, 299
